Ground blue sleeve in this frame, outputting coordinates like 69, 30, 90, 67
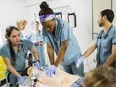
42, 28, 50, 43
61, 21, 72, 41
22, 40, 33, 51
112, 29, 116, 44
0, 46, 9, 58
25, 34, 33, 41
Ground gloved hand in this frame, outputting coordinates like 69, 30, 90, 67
45, 65, 57, 77
71, 77, 84, 87
76, 56, 84, 68
34, 60, 41, 69
76, 77, 84, 86
17, 75, 26, 84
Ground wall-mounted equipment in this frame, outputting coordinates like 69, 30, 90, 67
55, 12, 62, 19
68, 13, 76, 28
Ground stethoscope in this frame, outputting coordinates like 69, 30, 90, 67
14, 44, 27, 64
98, 25, 113, 39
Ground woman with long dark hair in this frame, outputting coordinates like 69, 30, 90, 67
0, 26, 40, 86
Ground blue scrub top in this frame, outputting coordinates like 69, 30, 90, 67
37, 30, 44, 42
96, 25, 116, 67
25, 30, 44, 43
43, 18, 82, 65
0, 39, 33, 71
20, 31, 24, 40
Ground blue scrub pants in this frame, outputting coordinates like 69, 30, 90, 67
36, 46, 46, 66
62, 62, 84, 77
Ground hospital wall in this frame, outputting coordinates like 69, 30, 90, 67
0, 0, 116, 72
0, 0, 27, 44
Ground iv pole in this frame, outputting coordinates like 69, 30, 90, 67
34, 13, 38, 44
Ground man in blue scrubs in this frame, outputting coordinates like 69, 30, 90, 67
78, 9, 116, 68
25, 21, 46, 67
38, 1, 84, 77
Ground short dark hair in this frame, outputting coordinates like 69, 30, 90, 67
39, 1, 54, 16
101, 9, 114, 23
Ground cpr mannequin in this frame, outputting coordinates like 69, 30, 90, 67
27, 66, 80, 87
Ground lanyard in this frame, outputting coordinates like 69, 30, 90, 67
21, 44, 26, 53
